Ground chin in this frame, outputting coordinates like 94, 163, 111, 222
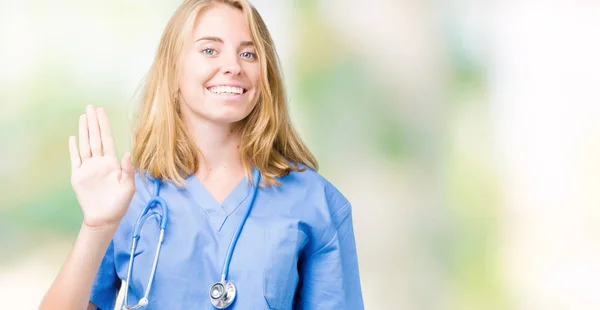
206, 110, 252, 124
182, 98, 257, 125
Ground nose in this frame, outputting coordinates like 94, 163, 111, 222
220, 51, 242, 76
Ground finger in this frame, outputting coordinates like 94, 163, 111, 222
96, 107, 116, 157
86, 105, 102, 156
69, 136, 81, 170
78, 114, 91, 160
119, 152, 134, 184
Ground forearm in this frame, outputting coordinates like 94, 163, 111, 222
40, 223, 117, 310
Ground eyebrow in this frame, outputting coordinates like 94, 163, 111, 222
195, 36, 254, 47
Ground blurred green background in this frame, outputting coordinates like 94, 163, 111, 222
2, 1, 600, 309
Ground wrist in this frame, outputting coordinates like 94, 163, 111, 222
81, 213, 124, 231
73, 222, 118, 256
80, 222, 119, 237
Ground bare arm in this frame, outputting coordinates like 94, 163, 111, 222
40, 106, 134, 310
40, 224, 116, 310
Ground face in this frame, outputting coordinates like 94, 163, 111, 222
178, 4, 260, 125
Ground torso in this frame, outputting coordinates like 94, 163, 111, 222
111, 167, 346, 309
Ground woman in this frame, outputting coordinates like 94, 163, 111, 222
40, 0, 363, 309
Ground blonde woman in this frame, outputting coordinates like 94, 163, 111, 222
40, 0, 363, 309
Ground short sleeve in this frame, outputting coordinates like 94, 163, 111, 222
295, 202, 364, 309
89, 240, 121, 310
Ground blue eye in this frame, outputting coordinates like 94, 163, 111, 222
201, 48, 217, 56
241, 52, 256, 60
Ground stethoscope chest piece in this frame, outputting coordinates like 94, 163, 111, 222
210, 281, 236, 309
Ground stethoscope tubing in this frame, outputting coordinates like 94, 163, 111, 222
122, 169, 260, 309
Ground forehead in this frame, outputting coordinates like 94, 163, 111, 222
193, 4, 251, 41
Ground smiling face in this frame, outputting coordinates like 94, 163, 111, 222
178, 3, 260, 125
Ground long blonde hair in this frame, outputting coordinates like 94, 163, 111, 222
132, 0, 317, 187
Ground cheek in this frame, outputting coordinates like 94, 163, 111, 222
243, 65, 262, 103
246, 65, 261, 86
180, 56, 215, 89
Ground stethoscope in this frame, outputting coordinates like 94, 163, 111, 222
122, 169, 261, 309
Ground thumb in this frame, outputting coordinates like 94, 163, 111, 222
120, 152, 134, 184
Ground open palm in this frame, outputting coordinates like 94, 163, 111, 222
69, 105, 135, 228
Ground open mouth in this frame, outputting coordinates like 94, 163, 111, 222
206, 86, 248, 96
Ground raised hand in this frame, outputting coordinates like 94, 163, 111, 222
69, 105, 135, 229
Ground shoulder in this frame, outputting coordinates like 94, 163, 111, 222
114, 172, 157, 228
128, 171, 192, 212
131, 171, 158, 200
112, 172, 179, 245
272, 165, 355, 255
275, 165, 351, 226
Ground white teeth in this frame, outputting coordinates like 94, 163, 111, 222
208, 86, 244, 95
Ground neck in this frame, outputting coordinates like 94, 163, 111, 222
183, 114, 244, 181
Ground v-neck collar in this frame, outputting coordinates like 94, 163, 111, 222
184, 173, 252, 231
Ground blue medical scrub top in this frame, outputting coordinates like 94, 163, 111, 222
90, 166, 364, 309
